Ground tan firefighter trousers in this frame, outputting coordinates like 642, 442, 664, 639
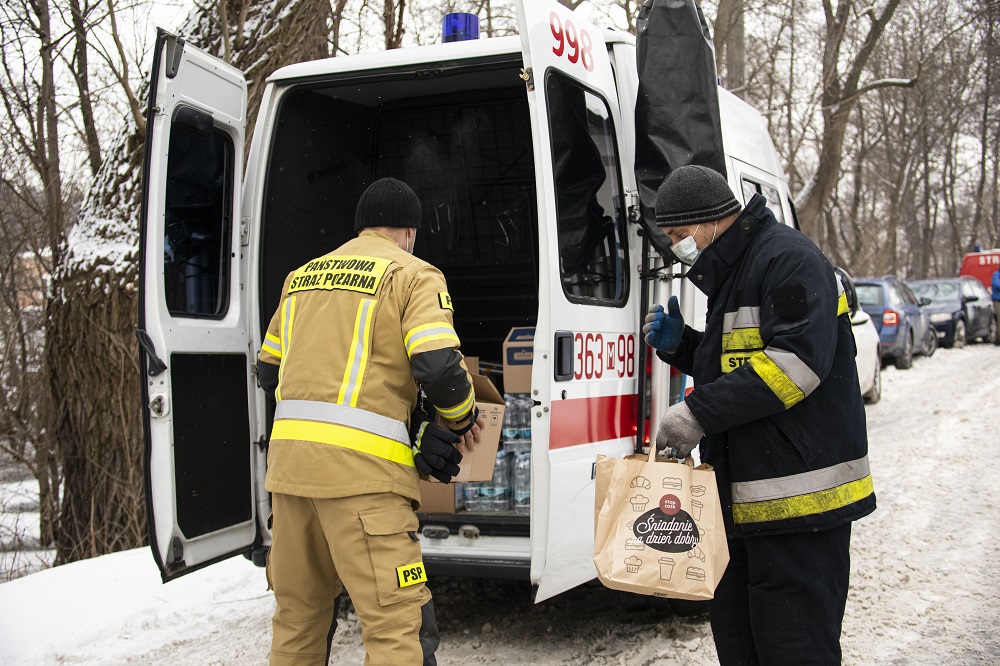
268, 492, 436, 666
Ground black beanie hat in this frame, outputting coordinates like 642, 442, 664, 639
354, 177, 422, 232
655, 165, 741, 227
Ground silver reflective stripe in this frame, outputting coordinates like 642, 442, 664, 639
406, 325, 457, 353
765, 348, 821, 397
262, 338, 281, 355
342, 299, 375, 406
274, 400, 410, 446
732, 456, 871, 503
723, 306, 761, 334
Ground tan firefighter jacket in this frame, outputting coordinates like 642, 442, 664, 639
258, 230, 475, 502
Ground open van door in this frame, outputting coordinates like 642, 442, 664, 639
516, 1, 640, 602
138, 30, 257, 582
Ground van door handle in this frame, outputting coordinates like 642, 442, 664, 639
554, 331, 574, 381
135, 329, 168, 376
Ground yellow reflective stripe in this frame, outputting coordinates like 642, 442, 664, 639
733, 475, 874, 524
276, 296, 296, 402
338, 299, 376, 407
436, 386, 475, 419
404, 321, 459, 357
837, 292, 849, 316
721, 328, 763, 352
748, 352, 804, 408
271, 419, 415, 468
721, 353, 756, 373
262, 333, 282, 359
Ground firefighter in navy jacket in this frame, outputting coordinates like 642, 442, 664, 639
643, 166, 875, 666
257, 178, 480, 666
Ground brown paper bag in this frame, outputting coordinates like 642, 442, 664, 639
593, 448, 729, 600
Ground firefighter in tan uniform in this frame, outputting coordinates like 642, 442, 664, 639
257, 177, 481, 666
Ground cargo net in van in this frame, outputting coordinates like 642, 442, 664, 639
373, 101, 537, 270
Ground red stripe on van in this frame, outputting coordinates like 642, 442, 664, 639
549, 394, 638, 449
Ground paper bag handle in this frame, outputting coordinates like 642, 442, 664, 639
647, 445, 695, 466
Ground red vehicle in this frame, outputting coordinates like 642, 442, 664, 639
960, 249, 1000, 290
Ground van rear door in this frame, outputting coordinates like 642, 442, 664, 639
139, 31, 257, 581
516, 1, 639, 602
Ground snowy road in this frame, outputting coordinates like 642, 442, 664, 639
1, 344, 998, 665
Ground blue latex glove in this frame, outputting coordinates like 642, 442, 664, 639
643, 296, 684, 353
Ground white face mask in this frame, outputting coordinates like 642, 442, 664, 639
671, 222, 718, 266
671, 225, 702, 265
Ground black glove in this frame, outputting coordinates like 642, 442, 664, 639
409, 410, 464, 483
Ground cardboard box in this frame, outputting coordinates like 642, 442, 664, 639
417, 481, 464, 514
463, 356, 479, 375
502, 327, 534, 393
431, 374, 504, 483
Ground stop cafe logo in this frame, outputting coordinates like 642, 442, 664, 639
631, 489, 699, 553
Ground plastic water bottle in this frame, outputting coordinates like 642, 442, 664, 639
463, 482, 484, 512
488, 450, 511, 511
502, 394, 519, 442
513, 452, 530, 516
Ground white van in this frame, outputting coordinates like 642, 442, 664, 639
138, 0, 794, 603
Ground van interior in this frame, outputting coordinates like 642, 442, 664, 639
259, 57, 540, 377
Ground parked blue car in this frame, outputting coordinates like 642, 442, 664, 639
909, 277, 997, 347
854, 276, 936, 369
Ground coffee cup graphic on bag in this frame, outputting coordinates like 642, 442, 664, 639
690, 499, 704, 520
658, 557, 676, 581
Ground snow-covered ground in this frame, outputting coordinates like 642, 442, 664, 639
1, 343, 998, 665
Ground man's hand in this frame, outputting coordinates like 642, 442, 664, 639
643, 296, 684, 353
654, 401, 704, 459
410, 411, 463, 483
459, 412, 486, 454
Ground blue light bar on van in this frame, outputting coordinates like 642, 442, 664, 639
442, 13, 480, 43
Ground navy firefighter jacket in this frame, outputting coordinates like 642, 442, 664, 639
660, 194, 876, 537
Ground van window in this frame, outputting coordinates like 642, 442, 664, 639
545, 72, 628, 305
740, 177, 785, 224
163, 111, 234, 317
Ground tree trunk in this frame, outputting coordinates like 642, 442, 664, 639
796, 0, 905, 244
49, 0, 333, 564
68, 0, 102, 176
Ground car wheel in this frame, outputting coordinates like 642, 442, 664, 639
895, 331, 913, 369
863, 356, 881, 404
922, 327, 937, 357
953, 319, 966, 349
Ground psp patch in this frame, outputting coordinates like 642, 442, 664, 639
396, 561, 428, 588
438, 292, 453, 311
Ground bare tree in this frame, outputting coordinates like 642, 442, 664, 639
47, 0, 334, 563
714, 0, 745, 96
795, 0, 914, 246
0, 0, 78, 552
384, 0, 407, 49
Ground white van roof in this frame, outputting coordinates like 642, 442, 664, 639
267, 36, 524, 83
718, 89, 785, 179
